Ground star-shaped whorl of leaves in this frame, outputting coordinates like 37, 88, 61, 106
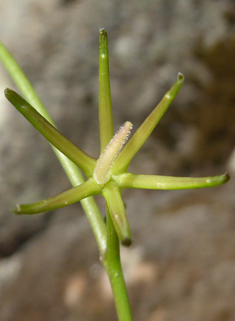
5, 29, 229, 247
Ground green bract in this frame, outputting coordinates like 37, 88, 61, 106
3, 29, 229, 247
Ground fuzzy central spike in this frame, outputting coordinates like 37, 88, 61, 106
94, 121, 133, 185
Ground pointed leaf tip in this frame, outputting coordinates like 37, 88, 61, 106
221, 172, 230, 184
4, 88, 28, 112
4, 88, 18, 103
4, 88, 11, 95
177, 72, 184, 82
11, 204, 20, 215
121, 236, 132, 247
99, 28, 106, 35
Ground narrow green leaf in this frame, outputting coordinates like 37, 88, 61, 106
112, 73, 184, 175
5, 88, 96, 177
116, 172, 230, 190
13, 178, 101, 215
103, 181, 131, 246
99, 28, 113, 152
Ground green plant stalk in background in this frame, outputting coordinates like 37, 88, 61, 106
0, 29, 230, 321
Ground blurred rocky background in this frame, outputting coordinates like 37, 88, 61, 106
0, 0, 235, 320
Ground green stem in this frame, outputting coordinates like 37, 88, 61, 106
102, 207, 133, 321
98, 29, 133, 320
0, 40, 54, 121
0, 39, 106, 255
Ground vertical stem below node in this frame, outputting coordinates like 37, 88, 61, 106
103, 208, 133, 321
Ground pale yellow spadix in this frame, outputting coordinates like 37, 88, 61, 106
94, 121, 133, 185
